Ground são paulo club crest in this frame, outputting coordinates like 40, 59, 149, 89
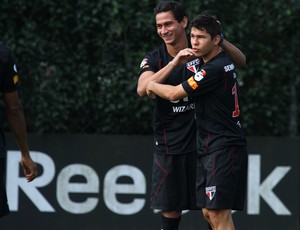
186, 58, 201, 73
206, 186, 216, 201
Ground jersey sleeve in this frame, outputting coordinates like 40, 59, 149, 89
0, 48, 20, 93
182, 63, 223, 97
138, 51, 159, 75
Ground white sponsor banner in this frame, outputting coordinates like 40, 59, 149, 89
1, 135, 299, 230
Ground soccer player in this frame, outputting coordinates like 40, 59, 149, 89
137, 2, 246, 229
146, 12, 248, 230
0, 43, 38, 218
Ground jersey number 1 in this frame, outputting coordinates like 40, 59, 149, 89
232, 83, 240, 118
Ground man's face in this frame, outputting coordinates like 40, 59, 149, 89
190, 27, 215, 58
155, 11, 186, 45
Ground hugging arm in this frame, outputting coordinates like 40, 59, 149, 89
146, 81, 187, 101
137, 61, 178, 97
137, 49, 196, 97
220, 40, 246, 68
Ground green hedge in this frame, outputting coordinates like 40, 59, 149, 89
0, 0, 299, 136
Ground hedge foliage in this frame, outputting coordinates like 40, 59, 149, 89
0, 0, 299, 136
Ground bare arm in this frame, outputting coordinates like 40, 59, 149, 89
4, 92, 37, 182
220, 39, 246, 68
137, 48, 198, 97
146, 81, 187, 101
137, 61, 179, 97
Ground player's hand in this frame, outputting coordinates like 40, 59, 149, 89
170, 48, 197, 66
146, 81, 156, 99
20, 154, 38, 182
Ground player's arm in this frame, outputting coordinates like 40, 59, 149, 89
3, 91, 37, 182
137, 49, 196, 97
137, 61, 179, 97
146, 81, 188, 101
220, 39, 246, 68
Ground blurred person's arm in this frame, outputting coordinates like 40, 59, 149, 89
4, 91, 37, 182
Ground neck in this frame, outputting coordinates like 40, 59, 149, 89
203, 47, 222, 63
166, 35, 189, 57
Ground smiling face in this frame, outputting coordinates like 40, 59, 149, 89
155, 11, 187, 46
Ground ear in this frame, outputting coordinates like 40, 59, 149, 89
181, 16, 188, 29
213, 35, 221, 45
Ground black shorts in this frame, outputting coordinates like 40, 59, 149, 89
196, 145, 248, 210
150, 152, 199, 211
0, 157, 10, 217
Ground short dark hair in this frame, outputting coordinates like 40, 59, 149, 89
191, 12, 221, 40
153, 1, 187, 23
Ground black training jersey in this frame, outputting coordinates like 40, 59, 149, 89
139, 43, 202, 155
0, 44, 21, 157
182, 51, 246, 155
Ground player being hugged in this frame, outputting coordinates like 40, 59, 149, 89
146, 12, 248, 230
